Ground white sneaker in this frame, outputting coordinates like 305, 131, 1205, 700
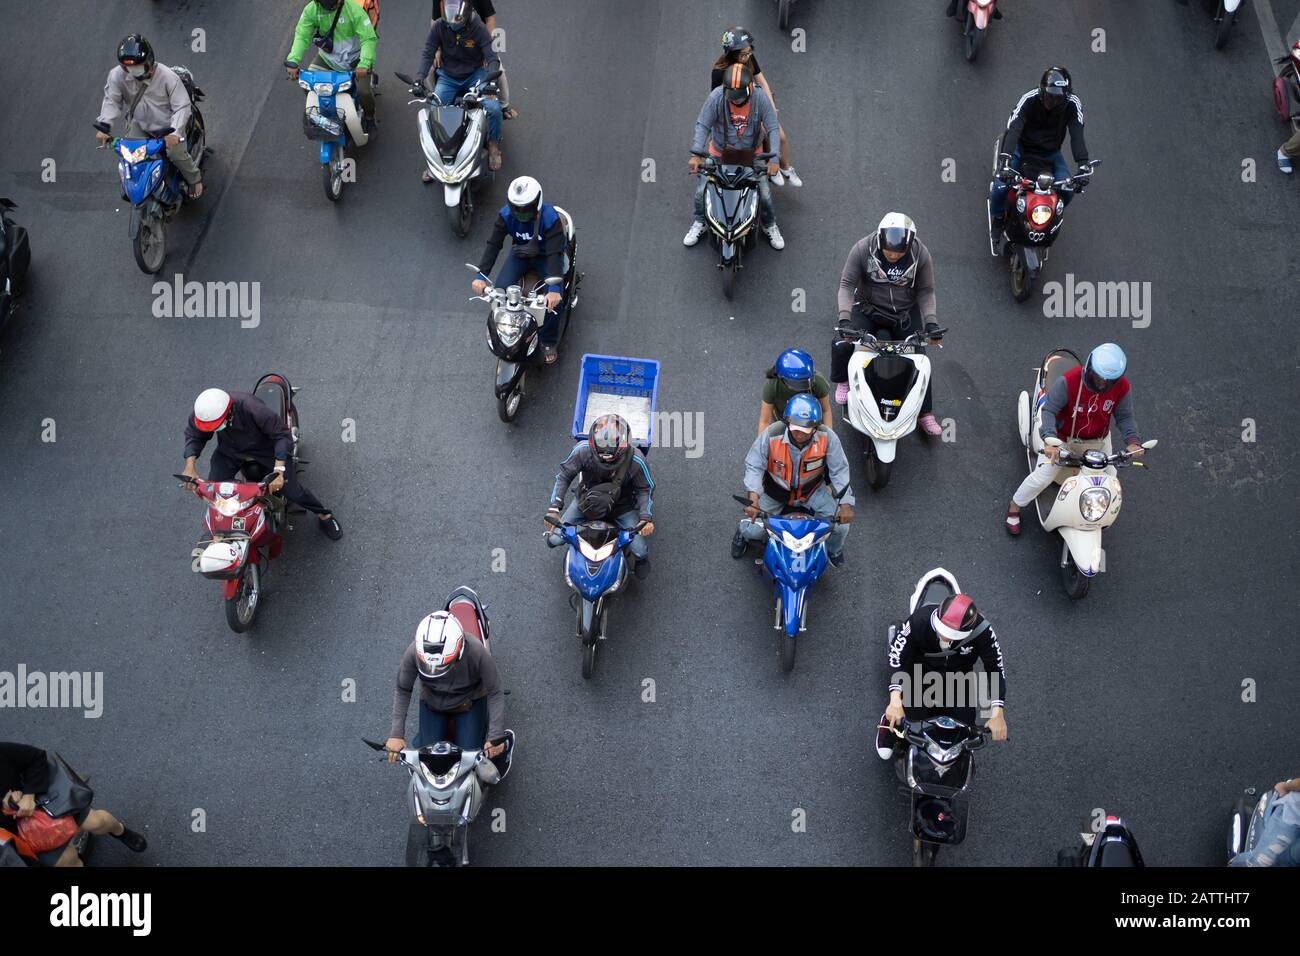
770, 168, 785, 186
781, 166, 803, 187
763, 224, 785, 250
683, 221, 706, 246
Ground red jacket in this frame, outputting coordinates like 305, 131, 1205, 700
1056, 365, 1130, 441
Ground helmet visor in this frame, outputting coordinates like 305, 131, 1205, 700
879, 226, 911, 254
780, 377, 811, 393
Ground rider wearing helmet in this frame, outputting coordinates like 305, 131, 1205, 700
181, 387, 342, 539
989, 66, 1090, 254
546, 415, 656, 567
415, 0, 504, 170
472, 175, 569, 363
733, 394, 855, 566
94, 35, 205, 198
285, 0, 379, 137
1005, 343, 1143, 535
875, 591, 1008, 760
831, 213, 945, 435
758, 348, 833, 433
710, 26, 801, 187
684, 63, 785, 250
385, 606, 507, 758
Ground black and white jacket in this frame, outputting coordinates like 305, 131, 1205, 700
1001, 88, 1090, 166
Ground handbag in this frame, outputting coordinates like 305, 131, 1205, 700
577, 452, 634, 521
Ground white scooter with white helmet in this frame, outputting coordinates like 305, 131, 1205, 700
1015, 346, 1157, 599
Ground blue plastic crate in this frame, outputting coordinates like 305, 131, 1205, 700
571, 353, 661, 448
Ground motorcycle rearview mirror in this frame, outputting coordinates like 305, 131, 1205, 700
361, 738, 385, 751
731, 493, 752, 507
393, 71, 414, 85
172, 473, 196, 483
1142, 439, 1158, 449
542, 276, 564, 287
1044, 436, 1064, 448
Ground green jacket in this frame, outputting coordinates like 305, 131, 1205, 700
287, 1, 377, 71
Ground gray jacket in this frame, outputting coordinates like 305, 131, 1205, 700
97, 63, 193, 135
744, 423, 856, 508
837, 234, 938, 327
690, 85, 780, 157
389, 635, 506, 742
1038, 375, 1139, 445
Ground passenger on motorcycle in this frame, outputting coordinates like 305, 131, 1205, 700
758, 348, 833, 434
710, 26, 801, 187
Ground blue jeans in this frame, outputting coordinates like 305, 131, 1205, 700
556, 499, 649, 560
738, 487, 850, 558
988, 148, 1071, 221
496, 254, 561, 344
1229, 799, 1300, 867
434, 68, 503, 143
414, 697, 488, 751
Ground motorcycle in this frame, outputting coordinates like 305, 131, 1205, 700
394, 70, 503, 237
882, 567, 993, 866
1228, 785, 1288, 864
0, 198, 31, 334
544, 513, 646, 680
297, 68, 372, 202
463, 220, 582, 423
987, 141, 1099, 302
1273, 40, 1300, 126
958, 0, 998, 62
838, 325, 946, 490
1057, 814, 1145, 866
1212, 0, 1242, 50
177, 373, 302, 632
1015, 349, 1157, 600
99, 67, 207, 274
731, 493, 837, 673
697, 154, 773, 299
363, 588, 514, 867
0, 752, 95, 867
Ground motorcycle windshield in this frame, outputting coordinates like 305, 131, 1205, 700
766, 514, 829, 539
865, 354, 918, 403
432, 106, 469, 155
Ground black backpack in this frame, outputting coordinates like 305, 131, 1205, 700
577, 451, 634, 521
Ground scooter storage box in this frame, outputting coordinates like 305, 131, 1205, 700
572, 354, 660, 450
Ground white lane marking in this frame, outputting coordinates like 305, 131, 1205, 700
1252, 0, 1287, 70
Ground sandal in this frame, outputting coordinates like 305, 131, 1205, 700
421, 169, 434, 184
503, 105, 519, 120
542, 344, 558, 365
488, 144, 502, 171
1004, 507, 1021, 536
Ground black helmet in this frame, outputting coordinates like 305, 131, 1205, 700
721, 26, 754, 54
317, 0, 342, 8
442, 0, 472, 29
1038, 66, 1072, 110
588, 414, 631, 468
117, 34, 156, 79
722, 63, 754, 105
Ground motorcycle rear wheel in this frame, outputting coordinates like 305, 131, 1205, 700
224, 563, 261, 633
323, 151, 344, 202
777, 0, 791, 31
132, 215, 166, 275
964, 15, 984, 61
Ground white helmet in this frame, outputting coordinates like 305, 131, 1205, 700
507, 175, 543, 225
193, 388, 232, 433
414, 611, 466, 680
877, 212, 916, 255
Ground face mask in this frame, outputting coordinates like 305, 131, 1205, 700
214, 421, 228, 433
126, 64, 148, 79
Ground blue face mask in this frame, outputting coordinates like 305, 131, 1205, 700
214, 421, 228, 433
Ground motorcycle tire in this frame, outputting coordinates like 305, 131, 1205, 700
323, 151, 344, 203
722, 260, 736, 299
865, 445, 893, 490
778, 0, 791, 31
1214, 5, 1234, 50
1060, 558, 1091, 601
224, 563, 261, 633
913, 838, 939, 867
1009, 248, 1034, 302
405, 821, 433, 867
774, 597, 796, 672
132, 214, 166, 275
496, 372, 524, 423
579, 605, 600, 680
964, 15, 984, 62
450, 191, 473, 238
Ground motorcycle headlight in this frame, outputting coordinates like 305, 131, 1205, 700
926, 740, 961, 764
493, 309, 526, 347
337, 79, 353, 92
1030, 204, 1053, 225
577, 538, 616, 562
313, 82, 336, 96
1079, 487, 1112, 522
781, 530, 816, 554
214, 497, 247, 517
119, 143, 148, 163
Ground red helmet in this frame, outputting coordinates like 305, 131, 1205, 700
588, 414, 631, 467
933, 594, 978, 645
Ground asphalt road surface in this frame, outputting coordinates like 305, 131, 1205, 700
1, 0, 1297, 866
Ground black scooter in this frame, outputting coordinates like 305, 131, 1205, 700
0, 198, 31, 334
1057, 814, 1145, 866
697, 153, 773, 299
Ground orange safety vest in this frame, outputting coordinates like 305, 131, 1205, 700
357, 0, 380, 29
763, 428, 829, 506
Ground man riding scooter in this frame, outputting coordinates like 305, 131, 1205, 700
415, 0, 504, 175
285, 0, 380, 139
1005, 343, 1142, 536
472, 175, 566, 364
732, 394, 855, 567
94, 35, 204, 198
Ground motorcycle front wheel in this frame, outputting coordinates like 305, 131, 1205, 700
323, 150, 344, 202
224, 563, 261, 633
578, 604, 600, 680
964, 15, 984, 61
865, 445, 893, 490
1214, 5, 1234, 49
450, 190, 473, 238
132, 214, 166, 274
1060, 558, 1092, 600
1009, 247, 1034, 302
774, 596, 796, 672
722, 259, 737, 299
496, 371, 525, 423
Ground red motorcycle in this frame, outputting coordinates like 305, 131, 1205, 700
175, 373, 300, 633
1273, 40, 1300, 126
959, 0, 998, 62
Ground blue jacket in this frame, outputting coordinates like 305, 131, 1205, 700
475, 203, 566, 293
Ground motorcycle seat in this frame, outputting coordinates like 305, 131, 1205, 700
447, 598, 485, 643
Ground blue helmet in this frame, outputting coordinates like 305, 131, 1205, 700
1085, 343, 1127, 390
783, 393, 822, 432
775, 348, 815, 386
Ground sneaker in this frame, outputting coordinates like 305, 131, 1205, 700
918, 413, 942, 437
1279, 149, 1294, 175
731, 527, 749, 559
763, 224, 785, 250
770, 168, 785, 186
780, 166, 803, 187
317, 514, 343, 540
875, 715, 898, 760
834, 381, 850, 405
827, 550, 845, 568
683, 221, 706, 246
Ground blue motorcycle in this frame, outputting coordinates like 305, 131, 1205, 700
545, 515, 646, 680
732, 494, 832, 672
296, 69, 372, 202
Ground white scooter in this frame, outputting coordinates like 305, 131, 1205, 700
1015, 348, 1157, 599
1212, 0, 1242, 50
394, 69, 504, 238
839, 325, 945, 490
